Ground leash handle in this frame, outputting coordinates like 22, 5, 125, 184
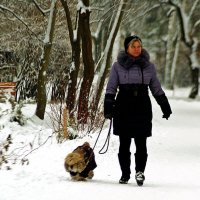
98, 118, 112, 154
92, 118, 106, 151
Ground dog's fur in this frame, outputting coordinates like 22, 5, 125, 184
64, 142, 97, 181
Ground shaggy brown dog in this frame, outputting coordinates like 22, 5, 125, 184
64, 142, 97, 181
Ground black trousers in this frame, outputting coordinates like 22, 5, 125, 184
118, 136, 148, 178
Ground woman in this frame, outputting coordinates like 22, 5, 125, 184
104, 35, 172, 186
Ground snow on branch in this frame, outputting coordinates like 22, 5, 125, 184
0, 4, 42, 42
77, 0, 90, 14
32, 0, 51, 16
92, 20, 103, 40
167, 7, 176, 17
188, 0, 200, 19
190, 37, 200, 69
135, 3, 160, 19
0, 5, 27, 26
192, 19, 200, 34
43, 0, 57, 44
90, 4, 116, 26
73, 10, 79, 42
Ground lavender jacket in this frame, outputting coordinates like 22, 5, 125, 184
106, 49, 164, 97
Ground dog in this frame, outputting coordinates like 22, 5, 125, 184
64, 142, 97, 181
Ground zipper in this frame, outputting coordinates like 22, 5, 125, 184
141, 67, 144, 84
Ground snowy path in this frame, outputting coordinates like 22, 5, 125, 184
1, 98, 200, 200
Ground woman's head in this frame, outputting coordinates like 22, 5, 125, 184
124, 35, 142, 57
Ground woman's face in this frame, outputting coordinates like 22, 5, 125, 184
127, 40, 142, 57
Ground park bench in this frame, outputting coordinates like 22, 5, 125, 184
0, 82, 16, 102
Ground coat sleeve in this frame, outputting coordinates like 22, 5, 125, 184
149, 64, 164, 96
149, 64, 172, 118
106, 62, 119, 95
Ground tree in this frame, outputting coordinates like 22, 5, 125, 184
77, 0, 95, 124
165, 0, 200, 98
35, 0, 58, 119
60, 0, 81, 120
164, 8, 179, 89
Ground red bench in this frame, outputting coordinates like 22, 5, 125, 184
0, 82, 16, 100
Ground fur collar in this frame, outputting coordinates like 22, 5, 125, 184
117, 49, 150, 69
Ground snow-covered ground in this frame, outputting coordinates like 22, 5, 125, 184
1, 90, 200, 200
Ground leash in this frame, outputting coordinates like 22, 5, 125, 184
92, 118, 112, 154
98, 118, 112, 154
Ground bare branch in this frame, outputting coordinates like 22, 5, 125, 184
0, 5, 42, 42
21, 134, 53, 160
32, 0, 50, 16
192, 19, 200, 35
60, 0, 74, 45
188, 0, 200, 19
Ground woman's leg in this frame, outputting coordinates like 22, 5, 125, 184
134, 137, 148, 186
118, 136, 132, 180
134, 137, 148, 173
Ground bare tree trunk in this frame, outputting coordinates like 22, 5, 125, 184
165, 9, 177, 89
60, 0, 81, 119
189, 67, 199, 98
188, 40, 200, 98
35, 0, 57, 120
66, 44, 80, 119
77, 0, 95, 124
171, 35, 180, 89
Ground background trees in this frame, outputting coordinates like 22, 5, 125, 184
0, 0, 200, 131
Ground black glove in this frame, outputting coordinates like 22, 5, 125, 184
161, 104, 172, 120
154, 94, 172, 120
104, 93, 115, 119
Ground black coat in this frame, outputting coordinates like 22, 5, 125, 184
113, 87, 152, 137
104, 50, 172, 138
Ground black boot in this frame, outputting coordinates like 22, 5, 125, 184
119, 177, 129, 184
134, 153, 148, 186
135, 171, 145, 186
118, 152, 131, 184
134, 153, 148, 173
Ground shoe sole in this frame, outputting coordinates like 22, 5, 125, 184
136, 180, 143, 186
119, 181, 128, 184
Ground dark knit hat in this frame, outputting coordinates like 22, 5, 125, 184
124, 35, 142, 52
